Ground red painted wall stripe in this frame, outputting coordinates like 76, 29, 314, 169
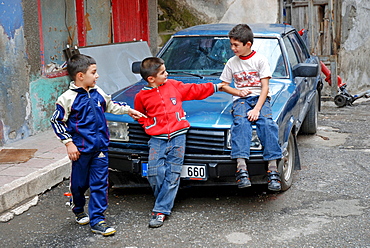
75, 0, 86, 47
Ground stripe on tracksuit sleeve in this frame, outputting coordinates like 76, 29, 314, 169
50, 90, 76, 144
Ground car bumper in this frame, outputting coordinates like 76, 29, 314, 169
108, 146, 269, 188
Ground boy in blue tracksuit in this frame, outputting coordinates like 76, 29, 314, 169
50, 54, 145, 236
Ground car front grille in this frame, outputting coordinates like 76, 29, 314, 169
127, 123, 227, 152
127, 123, 150, 144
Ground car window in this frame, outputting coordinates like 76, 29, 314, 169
252, 38, 287, 78
287, 33, 308, 62
159, 36, 287, 77
283, 36, 300, 68
160, 36, 234, 75
160, 36, 287, 78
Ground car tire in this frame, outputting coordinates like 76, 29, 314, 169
278, 133, 295, 191
300, 90, 319, 134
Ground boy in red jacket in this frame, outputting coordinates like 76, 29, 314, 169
134, 57, 223, 228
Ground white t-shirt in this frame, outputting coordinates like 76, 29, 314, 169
220, 51, 272, 100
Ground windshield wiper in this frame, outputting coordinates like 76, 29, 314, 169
167, 70, 204, 79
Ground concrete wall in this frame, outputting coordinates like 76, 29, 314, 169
220, 0, 279, 24
163, 0, 279, 25
339, 1, 370, 92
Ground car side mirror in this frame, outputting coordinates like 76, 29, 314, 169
292, 63, 318, 77
132, 61, 141, 74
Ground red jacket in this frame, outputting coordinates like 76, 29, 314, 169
134, 79, 218, 139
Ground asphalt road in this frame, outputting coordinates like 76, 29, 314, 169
0, 99, 369, 248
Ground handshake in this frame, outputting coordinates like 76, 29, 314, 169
217, 82, 251, 97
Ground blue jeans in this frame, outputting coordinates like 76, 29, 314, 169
147, 134, 185, 215
70, 151, 109, 227
231, 96, 282, 161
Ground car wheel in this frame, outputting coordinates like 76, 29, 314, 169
278, 133, 295, 191
300, 90, 319, 134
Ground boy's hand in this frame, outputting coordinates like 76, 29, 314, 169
238, 89, 251, 97
128, 109, 147, 120
65, 141, 80, 161
247, 108, 260, 122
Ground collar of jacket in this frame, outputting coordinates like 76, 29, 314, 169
142, 82, 166, 90
69, 81, 98, 93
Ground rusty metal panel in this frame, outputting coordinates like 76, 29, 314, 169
85, 0, 112, 45
40, 0, 76, 65
112, 0, 149, 44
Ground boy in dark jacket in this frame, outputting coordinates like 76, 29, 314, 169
50, 54, 145, 236
134, 57, 223, 228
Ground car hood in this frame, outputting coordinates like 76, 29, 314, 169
106, 77, 289, 128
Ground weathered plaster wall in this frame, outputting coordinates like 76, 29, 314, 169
30, 77, 70, 133
0, 0, 70, 145
339, 0, 370, 92
0, 1, 31, 145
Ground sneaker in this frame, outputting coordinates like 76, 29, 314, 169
267, 170, 281, 191
75, 212, 90, 225
235, 169, 251, 188
149, 212, 166, 228
91, 221, 116, 236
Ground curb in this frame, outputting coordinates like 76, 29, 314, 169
0, 156, 71, 221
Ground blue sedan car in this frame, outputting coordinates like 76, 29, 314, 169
106, 23, 322, 191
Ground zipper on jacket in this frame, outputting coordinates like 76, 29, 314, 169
88, 90, 101, 150
156, 87, 171, 139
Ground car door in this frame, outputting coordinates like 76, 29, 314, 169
283, 32, 311, 124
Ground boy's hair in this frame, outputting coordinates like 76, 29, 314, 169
67, 54, 96, 81
140, 57, 165, 82
228, 24, 254, 46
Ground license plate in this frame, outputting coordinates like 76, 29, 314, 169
141, 162, 148, 177
181, 164, 207, 180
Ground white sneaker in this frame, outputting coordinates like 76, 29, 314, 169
75, 212, 90, 225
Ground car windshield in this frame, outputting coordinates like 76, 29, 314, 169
160, 36, 287, 78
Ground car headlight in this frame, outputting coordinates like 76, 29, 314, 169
108, 121, 129, 142
226, 129, 262, 150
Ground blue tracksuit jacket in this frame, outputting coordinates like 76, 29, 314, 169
50, 82, 131, 152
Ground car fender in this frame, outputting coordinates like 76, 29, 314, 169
281, 115, 301, 170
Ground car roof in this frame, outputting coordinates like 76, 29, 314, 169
173, 23, 295, 38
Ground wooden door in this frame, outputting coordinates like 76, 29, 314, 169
279, 0, 340, 56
